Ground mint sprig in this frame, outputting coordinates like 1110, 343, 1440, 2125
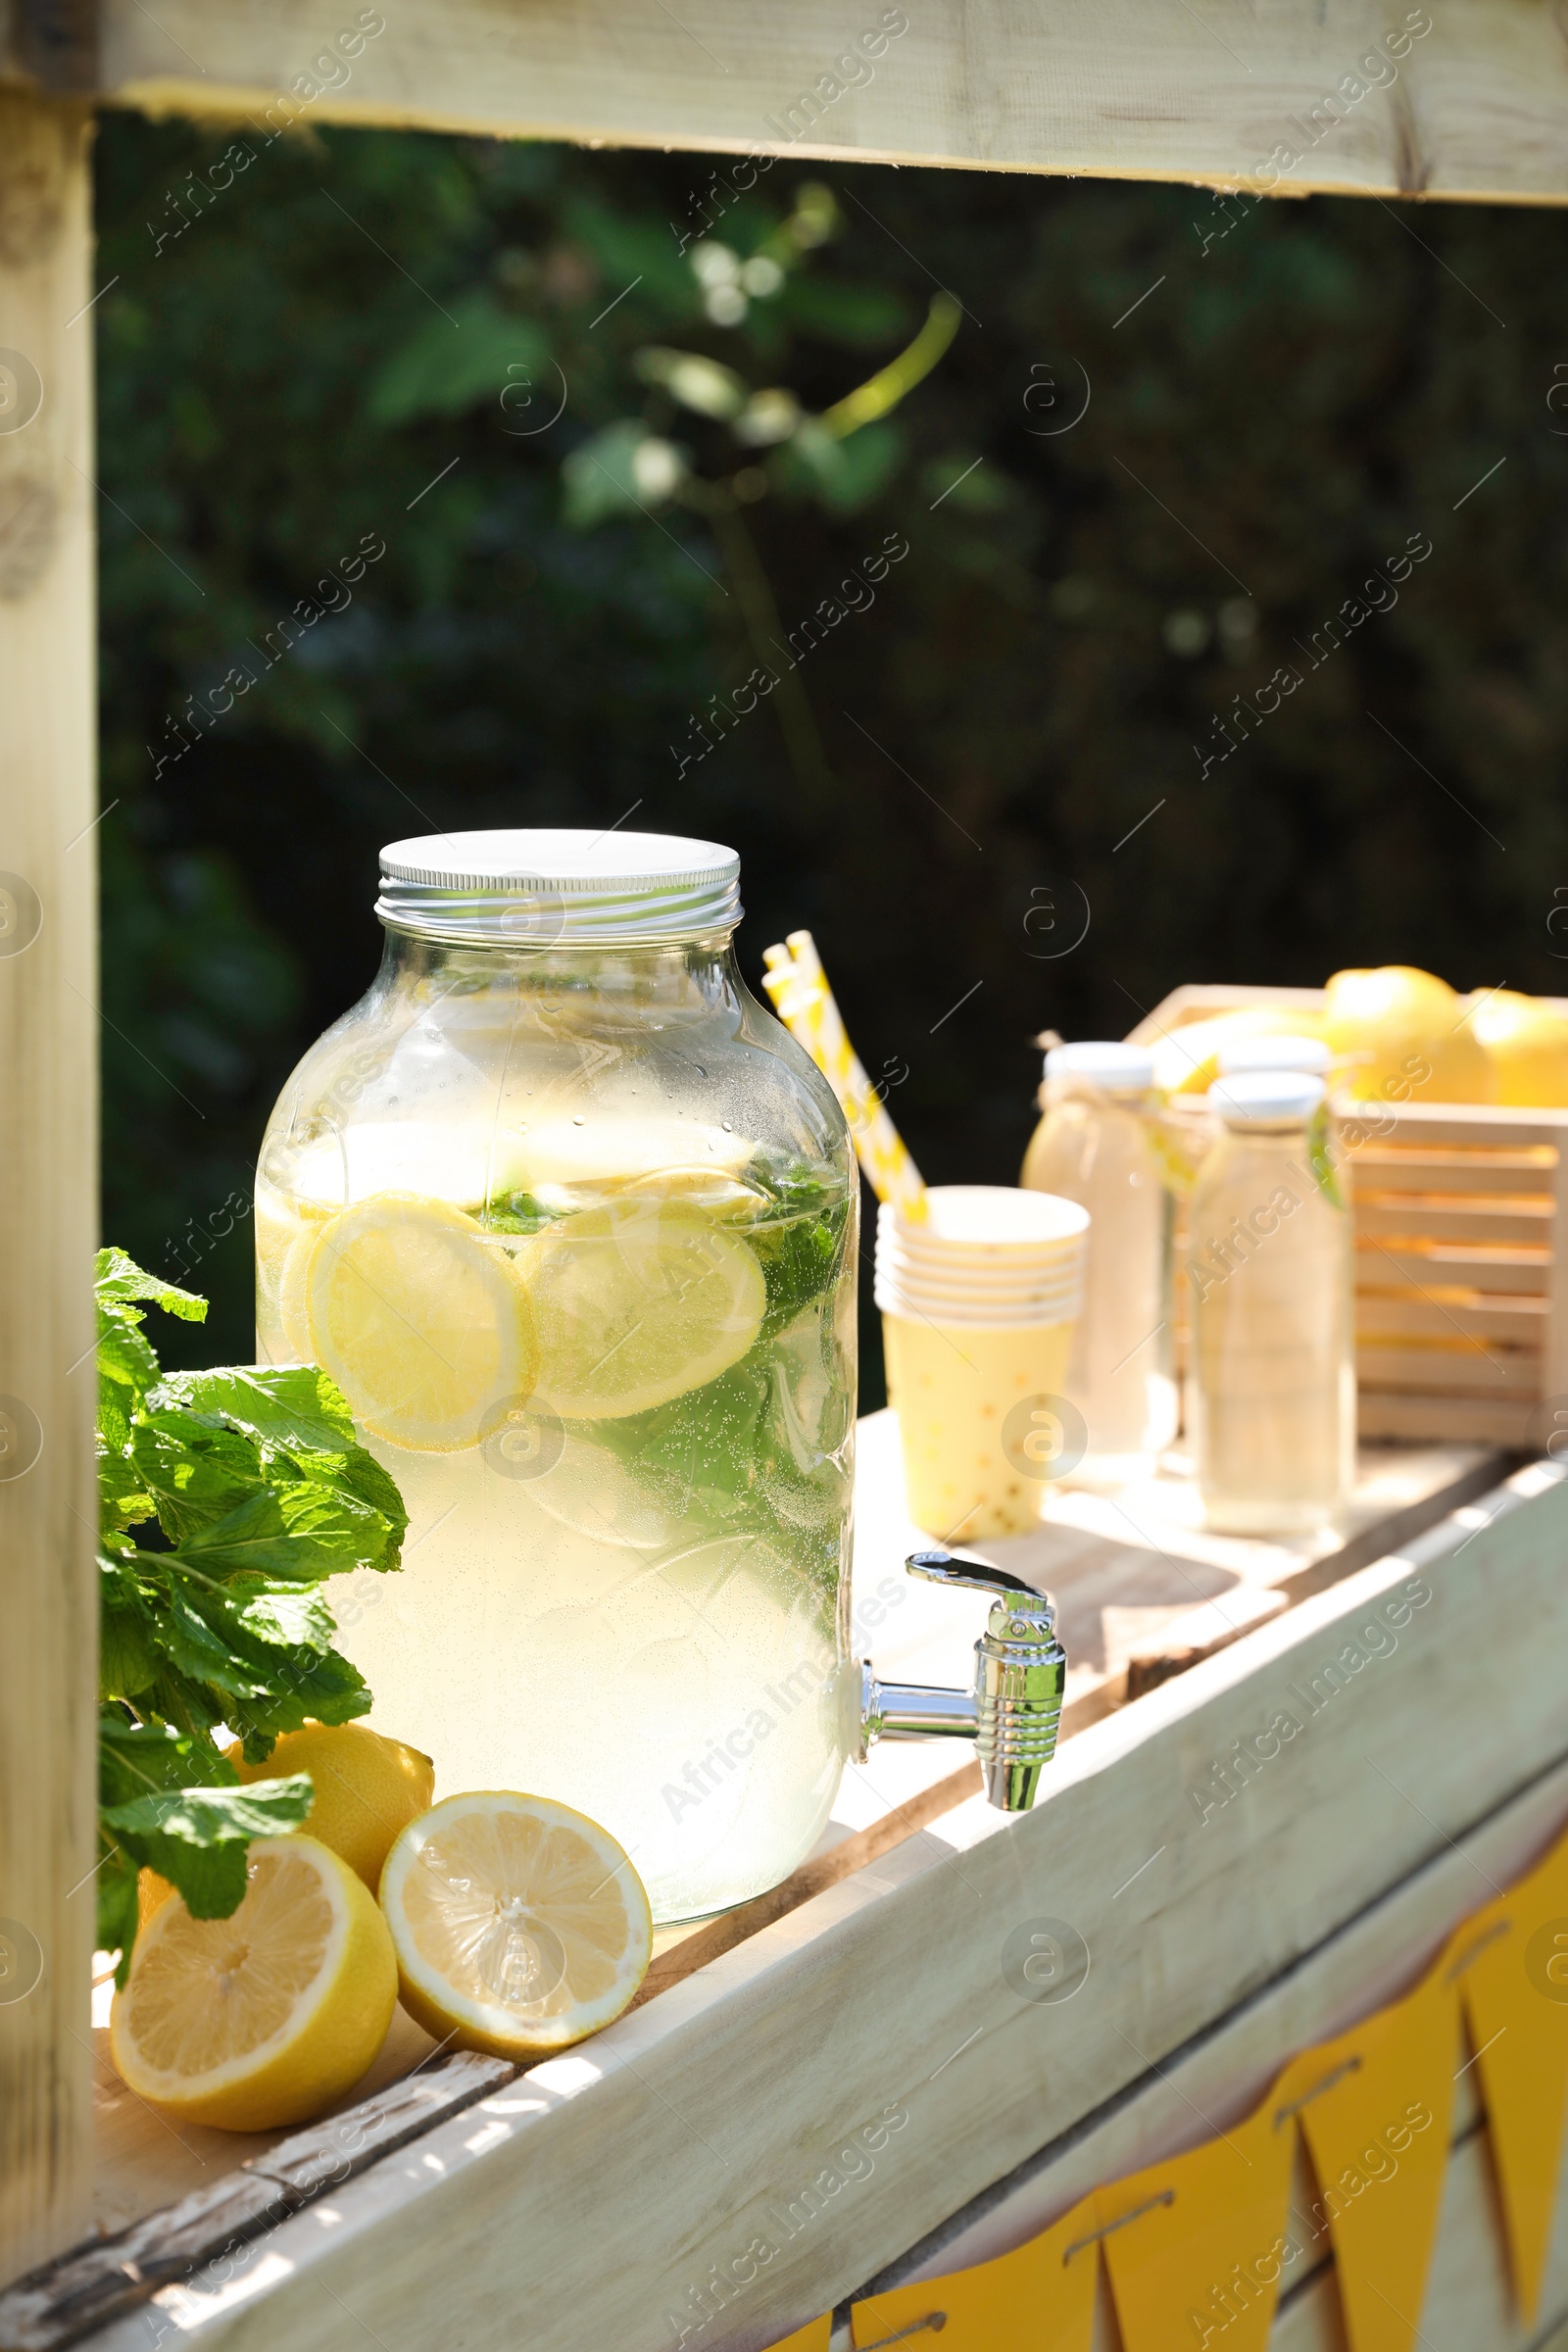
94, 1248, 408, 1981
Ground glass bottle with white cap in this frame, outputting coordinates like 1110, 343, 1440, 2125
1020, 1041, 1176, 1475
1187, 1069, 1354, 1533
254, 830, 858, 1924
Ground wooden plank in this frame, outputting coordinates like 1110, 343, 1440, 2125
1356, 1291, 1546, 1342
1357, 1198, 1553, 1246
862, 1746, 1568, 2345
1543, 1118, 1568, 1404
0, 2056, 515, 2351
1357, 1391, 1538, 1445
0, 93, 99, 2291
1355, 1242, 1550, 1296
1354, 1344, 1539, 1396
1350, 1145, 1559, 1194
54, 1460, 1568, 2352
0, 0, 1555, 206
1345, 1104, 1568, 1150
1130, 986, 1327, 1036
1122, 1584, 1288, 1698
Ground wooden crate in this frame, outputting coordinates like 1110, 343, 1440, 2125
1126, 982, 1568, 1449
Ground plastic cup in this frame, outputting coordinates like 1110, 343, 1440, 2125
876, 1189, 1089, 1541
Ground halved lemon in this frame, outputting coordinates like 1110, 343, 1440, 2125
110, 1837, 398, 2131
520, 1199, 765, 1420
379, 1791, 652, 2060
305, 1192, 539, 1451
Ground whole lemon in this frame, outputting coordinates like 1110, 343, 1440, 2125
229, 1721, 435, 1891
1467, 989, 1568, 1106
1322, 965, 1494, 1104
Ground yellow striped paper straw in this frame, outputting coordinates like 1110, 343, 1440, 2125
761, 929, 928, 1222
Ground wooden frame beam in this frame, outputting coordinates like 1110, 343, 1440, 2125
0, 88, 100, 2290
0, 0, 1558, 206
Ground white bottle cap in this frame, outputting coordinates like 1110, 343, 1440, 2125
1216, 1035, 1333, 1078
1207, 1071, 1327, 1124
1045, 1041, 1155, 1093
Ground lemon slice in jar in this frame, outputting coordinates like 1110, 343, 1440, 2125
305, 1193, 538, 1451
379, 1792, 652, 2060
110, 1838, 398, 2131
520, 1199, 765, 1420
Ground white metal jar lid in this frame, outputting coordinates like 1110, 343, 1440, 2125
1045, 1041, 1155, 1092
375, 828, 743, 947
1206, 1071, 1326, 1125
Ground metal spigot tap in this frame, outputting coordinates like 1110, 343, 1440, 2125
859, 1551, 1068, 1812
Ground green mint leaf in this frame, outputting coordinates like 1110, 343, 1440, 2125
100, 1601, 159, 1703
482, 1187, 559, 1234
98, 1439, 156, 1532
129, 1838, 248, 1926
153, 1364, 356, 1455
172, 1479, 388, 1582
99, 1710, 237, 1801
152, 1582, 274, 1697
750, 1203, 849, 1343
101, 1773, 314, 1851
94, 1247, 208, 1322
145, 1669, 230, 1741
130, 1413, 265, 1544
98, 1388, 133, 1463
222, 1648, 373, 1749
229, 1583, 338, 1652
97, 1312, 162, 1410
288, 1441, 408, 1566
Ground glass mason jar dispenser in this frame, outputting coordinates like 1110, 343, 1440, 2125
255, 831, 858, 1924
1186, 1070, 1354, 1534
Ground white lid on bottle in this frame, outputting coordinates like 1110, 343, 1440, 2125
1216, 1035, 1333, 1077
1044, 1041, 1155, 1093
1207, 1071, 1327, 1125
376, 829, 742, 947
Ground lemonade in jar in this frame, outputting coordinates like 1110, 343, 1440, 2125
255, 832, 858, 1922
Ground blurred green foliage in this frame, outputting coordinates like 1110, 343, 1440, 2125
94, 118, 1568, 1396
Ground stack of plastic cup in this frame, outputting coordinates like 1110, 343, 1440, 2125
874, 1185, 1091, 1542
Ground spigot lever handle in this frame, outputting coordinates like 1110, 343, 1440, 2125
906, 1549, 1054, 1613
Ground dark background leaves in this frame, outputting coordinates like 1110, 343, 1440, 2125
94, 117, 1568, 1399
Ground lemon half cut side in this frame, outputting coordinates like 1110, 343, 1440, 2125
110, 1837, 398, 2131
305, 1192, 539, 1451
521, 1199, 765, 1421
379, 1791, 653, 2061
